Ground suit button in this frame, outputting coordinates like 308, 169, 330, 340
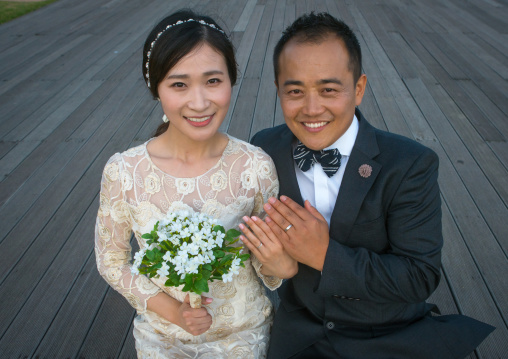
326, 321, 335, 330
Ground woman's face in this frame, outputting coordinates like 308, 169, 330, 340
157, 43, 232, 143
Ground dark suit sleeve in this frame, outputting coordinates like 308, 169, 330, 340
316, 149, 442, 303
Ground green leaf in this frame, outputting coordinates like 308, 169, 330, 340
169, 272, 181, 286
182, 283, 192, 292
203, 263, 212, 271
212, 225, 225, 233
146, 250, 155, 261
226, 229, 241, 238
195, 278, 209, 294
239, 253, 250, 261
221, 254, 233, 264
142, 233, 153, 239
214, 250, 225, 258
201, 269, 211, 281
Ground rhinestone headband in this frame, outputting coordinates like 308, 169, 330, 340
145, 19, 226, 89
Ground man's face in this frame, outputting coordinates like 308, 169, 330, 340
276, 35, 367, 150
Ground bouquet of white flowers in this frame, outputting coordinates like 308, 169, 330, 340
132, 211, 249, 308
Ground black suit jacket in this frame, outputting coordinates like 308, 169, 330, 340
251, 109, 494, 359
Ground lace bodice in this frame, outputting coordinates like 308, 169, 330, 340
95, 135, 280, 313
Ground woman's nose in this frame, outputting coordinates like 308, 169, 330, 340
187, 86, 210, 112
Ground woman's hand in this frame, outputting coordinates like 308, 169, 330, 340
240, 215, 298, 279
175, 294, 213, 336
147, 292, 213, 336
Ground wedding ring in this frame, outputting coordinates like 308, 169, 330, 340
257, 242, 263, 249
284, 224, 293, 232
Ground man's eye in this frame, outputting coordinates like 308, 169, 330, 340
323, 88, 335, 93
289, 89, 301, 94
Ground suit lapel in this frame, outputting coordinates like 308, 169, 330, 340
270, 127, 305, 206
329, 110, 382, 240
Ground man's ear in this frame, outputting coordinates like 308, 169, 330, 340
355, 74, 367, 107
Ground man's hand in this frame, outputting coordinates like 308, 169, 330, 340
239, 215, 298, 278
263, 196, 330, 271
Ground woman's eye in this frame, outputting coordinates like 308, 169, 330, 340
208, 78, 222, 84
171, 82, 186, 88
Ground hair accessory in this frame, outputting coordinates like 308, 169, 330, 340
145, 19, 226, 89
162, 114, 169, 123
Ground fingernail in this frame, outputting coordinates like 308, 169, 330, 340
205, 298, 213, 303
264, 204, 272, 210
265, 216, 272, 223
239, 223, 245, 230
242, 216, 249, 222
280, 195, 287, 202
252, 216, 258, 221
240, 235, 245, 241
269, 197, 276, 204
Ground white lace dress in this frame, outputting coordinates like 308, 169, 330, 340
95, 135, 281, 359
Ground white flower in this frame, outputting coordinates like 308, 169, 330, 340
210, 170, 228, 192
175, 178, 195, 195
131, 266, 140, 275
255, 159, 273, 179
120, 170, 133, 191
222, 271, 234, 283
104, 162, 119, 182
240, 168, 257, 190
157, 262, 170, 277
144, 172, 161, 194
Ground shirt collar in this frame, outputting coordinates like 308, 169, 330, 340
323, 114, 359, 156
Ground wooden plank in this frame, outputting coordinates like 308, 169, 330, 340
0, 195, 98, 358
30, 100, 155, 358
380, 24, 508, 208
382, 5, 505, 143
0, 81, 146, 336
220, 4, 264, 132
350, 5, 437, 142
229, 77, 260, 140
429, 145, 508, 357
234, 0, 258, 32
77, 288, 136, 358
250, 0, 286, 138
448, 0, 508, 34
0, 53, 141, 208
404, 77, 508, 253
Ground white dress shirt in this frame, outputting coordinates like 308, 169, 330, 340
294, 115, 359, 226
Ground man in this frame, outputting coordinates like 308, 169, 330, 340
249, 12, 494, 359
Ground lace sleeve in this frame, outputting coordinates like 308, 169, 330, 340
94, 154, 161, 313
250, 151, 283, 290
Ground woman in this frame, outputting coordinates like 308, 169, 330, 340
95, 9, 296, 358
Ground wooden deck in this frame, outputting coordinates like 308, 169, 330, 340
0, 0, 507, 357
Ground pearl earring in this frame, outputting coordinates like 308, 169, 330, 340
162, 114, 169, 123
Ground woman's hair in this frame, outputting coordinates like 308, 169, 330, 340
142, 9, 237, 136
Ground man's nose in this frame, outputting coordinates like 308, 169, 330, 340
302, 92, 324, 117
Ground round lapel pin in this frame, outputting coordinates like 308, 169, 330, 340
359, 164, 372, 178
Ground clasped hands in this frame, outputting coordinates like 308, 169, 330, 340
239, 196, 330, 276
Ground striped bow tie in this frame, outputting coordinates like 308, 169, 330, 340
293, 142, 342, 178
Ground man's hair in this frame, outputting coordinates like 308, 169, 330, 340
273, 12, 362, 84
